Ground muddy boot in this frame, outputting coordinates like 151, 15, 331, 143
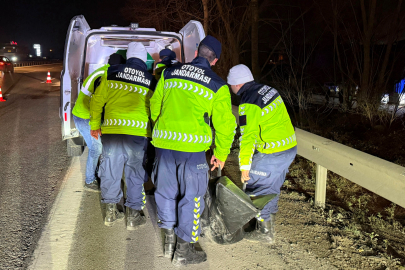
84, 180, 100, 192
126, 207, 146, 230
104, 203, 124, 226
245, 214, 276, 244
163, 228, 176, 259
172, 236, 207, 266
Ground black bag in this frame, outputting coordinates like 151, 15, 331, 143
201, 169, 276, 245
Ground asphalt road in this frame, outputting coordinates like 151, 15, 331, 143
29, 150, 336, 270
0, 64, 71, 269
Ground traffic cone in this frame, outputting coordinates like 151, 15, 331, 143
46, 71, 52, 83
0, 87, 6, 102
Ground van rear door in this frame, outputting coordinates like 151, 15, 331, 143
60, 15, 90, 140
179, 21, 205, 63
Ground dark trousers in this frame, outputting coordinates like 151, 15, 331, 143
246, 146, 297, 221
152, 148, 208, 243
99, 134, 148, 210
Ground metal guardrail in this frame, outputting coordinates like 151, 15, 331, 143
231, 105, 405, 209
13, 61, 61, 67
296, 128, 405, 208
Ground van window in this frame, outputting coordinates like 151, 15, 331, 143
83, 34, 182, 78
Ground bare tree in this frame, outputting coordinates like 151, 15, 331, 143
251, 0, 259, 79
214, 0, 239, 66
315, 0, 405, 125
201, 0, 210, 34
266, 8, 323, 128
123, 0, 204, 32
259, 7, 311, 82
359, 0, 377, 103
123, 0, 254, 78
375, 0, 404, 92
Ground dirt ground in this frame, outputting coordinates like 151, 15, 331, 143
222, 148, 405, 270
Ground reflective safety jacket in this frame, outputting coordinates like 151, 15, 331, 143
72, 64, 109, 119
237, 81, 296, 170
150, 57, 236, 162
90, 58, 156, 137
154, 57, 177, 81
154, 62, 167, 81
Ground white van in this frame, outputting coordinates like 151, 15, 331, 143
60, 15, 205, 156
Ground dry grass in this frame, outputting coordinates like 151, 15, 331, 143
285, 156, 405, 266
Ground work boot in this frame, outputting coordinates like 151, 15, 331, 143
84, 180, 100, 192
104, 203, 124, 226
126, 207, 146, 230
245, 214, 276, 244
172, 236, 207, 266
163, 228, 176, 259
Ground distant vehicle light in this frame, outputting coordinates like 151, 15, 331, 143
381, 94, 389, 104
0, 62, 4, 65
11, 56, 18, 62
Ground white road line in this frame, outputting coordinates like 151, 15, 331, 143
28, 150, 87, 270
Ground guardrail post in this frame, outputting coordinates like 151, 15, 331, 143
315, 164, 327, 208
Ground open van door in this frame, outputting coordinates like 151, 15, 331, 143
179, 21, 205, 63
60, 15, 90, 155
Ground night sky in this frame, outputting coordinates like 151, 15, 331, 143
1, 0, 130, 58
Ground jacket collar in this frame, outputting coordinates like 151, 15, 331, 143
237, 81, 256, 96
127, 58, 147, 70
191, 57, 212, 69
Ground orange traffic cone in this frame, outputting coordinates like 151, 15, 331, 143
46, 71, 52, 83
0, 87, 6, 102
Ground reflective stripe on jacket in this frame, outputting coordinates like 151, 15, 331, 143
72, 65, 109, 119
237, 81, 296, 170
150, 57, 236, 162
90, 58, 156, 137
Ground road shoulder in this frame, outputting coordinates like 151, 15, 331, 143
29, 151, 87, 270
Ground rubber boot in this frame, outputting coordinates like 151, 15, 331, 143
172, 236, 207, 267
104, 203, 125, 226
126, 207, 146, 230
163, 228, 176, 259
245, 213, 276, 244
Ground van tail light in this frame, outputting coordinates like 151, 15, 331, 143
64, 113, 67, 121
